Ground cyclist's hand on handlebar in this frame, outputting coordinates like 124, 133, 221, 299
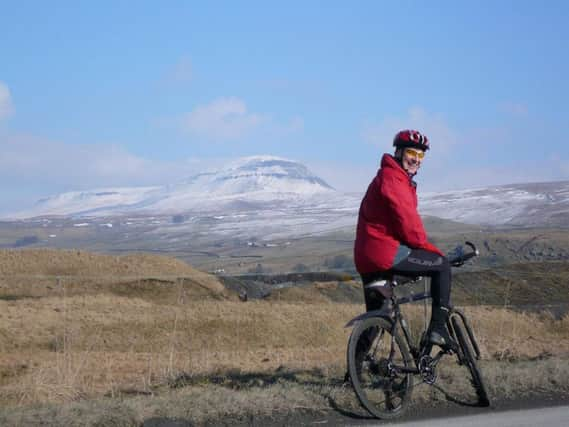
447, 241, 479, 266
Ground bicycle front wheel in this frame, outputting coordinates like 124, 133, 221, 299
451, 316, 490, 407
347, 317, 414, 419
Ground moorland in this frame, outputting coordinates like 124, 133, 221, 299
0, 243, 568, 425
1, 214, 569, 425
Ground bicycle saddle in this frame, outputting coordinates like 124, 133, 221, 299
364, 277, 394, 298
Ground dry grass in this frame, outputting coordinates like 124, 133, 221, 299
2, 295, 568, 408
1, 357, 568, 427
0, 248, 568, 425
0, 249, 229, 296
0, 248, 229, 300
0, 248, 207, 277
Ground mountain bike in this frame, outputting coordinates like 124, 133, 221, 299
346, 242, 490, 419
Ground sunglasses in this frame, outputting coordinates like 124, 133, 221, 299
404, 148, 425, 160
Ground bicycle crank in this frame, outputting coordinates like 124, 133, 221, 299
419, 355, 438, 385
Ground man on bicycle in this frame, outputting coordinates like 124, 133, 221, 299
354, 129, 456, 351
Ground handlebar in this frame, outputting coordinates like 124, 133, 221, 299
447, 241, 479, 267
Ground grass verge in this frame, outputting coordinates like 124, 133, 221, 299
1, 357, 568, 426
0, 249, 568, 425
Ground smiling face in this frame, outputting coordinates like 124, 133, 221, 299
401, 147, 425, 175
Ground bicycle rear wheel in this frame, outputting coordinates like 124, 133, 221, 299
451, 316, 490, 406
347, 317, 414, 419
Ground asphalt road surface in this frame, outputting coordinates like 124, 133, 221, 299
372, 405, 569, 427
141, 398, 569, 426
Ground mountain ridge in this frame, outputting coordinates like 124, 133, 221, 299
420, 180, 569, 227
6, 155, 569, 229
11, 156, 335, 219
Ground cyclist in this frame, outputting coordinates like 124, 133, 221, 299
353, 129, 457, 351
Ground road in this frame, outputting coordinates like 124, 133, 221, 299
141, 403, 569, 426
370, 405, 569, 427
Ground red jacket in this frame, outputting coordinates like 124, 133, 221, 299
354, 154, 443, 273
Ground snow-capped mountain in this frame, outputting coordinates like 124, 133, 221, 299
8, 155, 569, 229
12, 156, 337, 218
419, 181, 569, 227
181, 156, 334, 195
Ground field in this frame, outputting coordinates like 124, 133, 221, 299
3, 216, 569, 275
1, 249, 569, 425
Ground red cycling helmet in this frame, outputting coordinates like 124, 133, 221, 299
393, 130, 430, 151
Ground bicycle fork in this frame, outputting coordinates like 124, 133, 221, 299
448, 309, 482, 361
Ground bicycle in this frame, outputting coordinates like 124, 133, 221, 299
345, 242, 490, 419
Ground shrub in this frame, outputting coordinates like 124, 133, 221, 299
14, 235, 39, 247
324, 254, 353, 270
292, 263, 309, 273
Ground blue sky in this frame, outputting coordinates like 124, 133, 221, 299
1, 1, 568, 212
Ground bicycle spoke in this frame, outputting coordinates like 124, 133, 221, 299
370, 328, 385, 357
348, 317, 413, 419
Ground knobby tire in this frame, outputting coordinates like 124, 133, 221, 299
451, 316, 490, 407
347, 317, 414, 419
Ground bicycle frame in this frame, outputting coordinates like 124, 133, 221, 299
386, 292, 446, 376
346, 242, 490, 417
367, 291, 482, 379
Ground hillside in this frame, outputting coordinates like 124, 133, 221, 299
0, 247, 568, 426
420, 180, 569, 227
0, 249, 232, 302
10, 156, 336, 218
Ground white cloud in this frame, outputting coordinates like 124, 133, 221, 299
307, 160, 372, 193
353, 107, 569, 192
0, 132, 271, 213
182, 97, 263, 141
0, 81, 14, 120
361, 107, 457, 154
0, 133, 195, 196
